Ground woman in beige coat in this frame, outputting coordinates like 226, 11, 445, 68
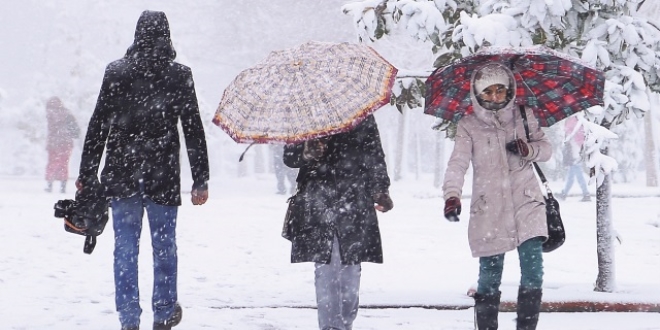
442, 63, 552, 330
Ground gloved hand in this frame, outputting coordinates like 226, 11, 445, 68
373, 192, 393, 213
444, 197, 461, 222
505, 138, 530, 157
303, 139, 327, 161
191, 188, 209, 205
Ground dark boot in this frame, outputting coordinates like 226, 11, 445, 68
153, 303, 182, 330
517, 287, 542, 330
474, 291, 500, 330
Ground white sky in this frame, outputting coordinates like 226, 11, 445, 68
0, 0, 355, 109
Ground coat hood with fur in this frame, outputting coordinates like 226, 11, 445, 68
470, 62, 517, 129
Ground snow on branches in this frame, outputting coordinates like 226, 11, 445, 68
343, 0, 660, 184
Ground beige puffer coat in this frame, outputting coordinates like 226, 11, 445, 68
442, 63, 552, 258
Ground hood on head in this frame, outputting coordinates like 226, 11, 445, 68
46, 96, 64, 116
125, 10, 176, 72
469, 62, 516, 125
474, 64, 511, 95
47, 96, 62, 109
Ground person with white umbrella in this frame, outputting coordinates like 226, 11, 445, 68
283, 115, 393, 330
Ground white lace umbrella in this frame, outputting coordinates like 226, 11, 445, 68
213, 41, 397, 144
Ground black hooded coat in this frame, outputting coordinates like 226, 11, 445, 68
283, 115, 390, 264
78, 11, 209, 206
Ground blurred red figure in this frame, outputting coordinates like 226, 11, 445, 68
45, 96, 79, 193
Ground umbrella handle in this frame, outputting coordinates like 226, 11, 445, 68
238, 142, 257, 162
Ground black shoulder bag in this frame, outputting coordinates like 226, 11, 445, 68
282, 182, 306, 241
519, 106, 566, 253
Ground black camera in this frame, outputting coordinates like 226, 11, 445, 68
53, 186, 109, 254
54, 199, 81, 229
54, 199, 75, 218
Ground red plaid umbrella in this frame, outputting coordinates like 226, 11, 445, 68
424, 46, 605, 127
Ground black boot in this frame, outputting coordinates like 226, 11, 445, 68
517, 287, 542, 330
474, 291, 500, 330
153, 303, 182, 330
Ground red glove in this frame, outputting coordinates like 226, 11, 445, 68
505, 138, 530, 157
444, 197, 461, 222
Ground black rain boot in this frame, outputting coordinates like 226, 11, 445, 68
474, 291, 500, 330
516, 287, 542, 330
153, 303, 182, 330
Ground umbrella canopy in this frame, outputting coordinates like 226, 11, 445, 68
213, 41, 398, 144
424, 46, 605, 127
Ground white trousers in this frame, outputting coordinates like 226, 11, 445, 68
314, 236, 361, 330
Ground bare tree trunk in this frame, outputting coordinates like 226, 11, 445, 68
268, 145, 275, 174
238, 150, 248, 177
414, 129, 421, 180
433, 130, 445, 188
254, 145, 265, 174
594, 145, 616, 292
238, 160, 247, 177
644, 93, 658, 187
393, 107, 407, 181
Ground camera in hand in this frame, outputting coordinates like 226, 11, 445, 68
54, 199, 75, 218
53, 183, 109, 254
54, 199, 83, 230
54, 197, 108, 237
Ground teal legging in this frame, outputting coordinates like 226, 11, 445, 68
477, 237, 544, 295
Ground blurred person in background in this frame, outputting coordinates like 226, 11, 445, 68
45, 96, 79, 193
271, 144, 298, 194
558, 115, 591, 202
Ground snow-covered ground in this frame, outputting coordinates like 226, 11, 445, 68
1, 173, 659, 329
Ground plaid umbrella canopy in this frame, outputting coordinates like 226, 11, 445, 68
424, 46, 605, 127
213, 41, 398, 144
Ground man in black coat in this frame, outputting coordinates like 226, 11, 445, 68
77, 10, 209, 330
283, 115, 393, 330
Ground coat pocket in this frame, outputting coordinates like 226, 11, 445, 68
470, 194, 487, 215
523, 189, 546, 206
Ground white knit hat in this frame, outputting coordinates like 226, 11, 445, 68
474, 64, 510, 94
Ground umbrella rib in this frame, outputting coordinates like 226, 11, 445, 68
301, 66, 343, 133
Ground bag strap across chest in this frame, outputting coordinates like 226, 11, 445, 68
519, 106, 553, 198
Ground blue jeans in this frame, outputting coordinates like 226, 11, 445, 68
562, 164, 589, 196
477, 237, 544, 295
111, 193, 179, 328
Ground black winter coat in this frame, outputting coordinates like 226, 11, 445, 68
283, 115, 390, 264
78, 11, 209, 206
